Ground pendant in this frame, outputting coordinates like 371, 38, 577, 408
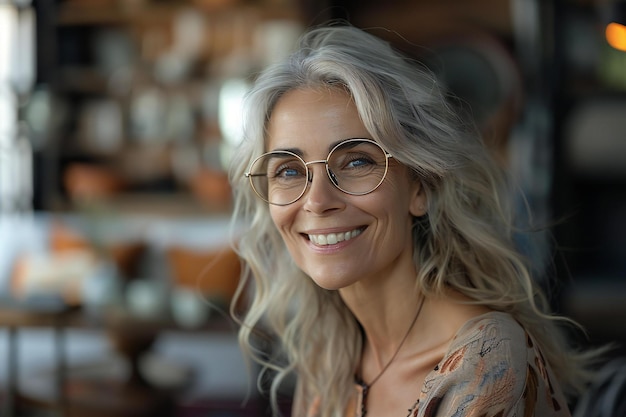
355, 380, 369, 417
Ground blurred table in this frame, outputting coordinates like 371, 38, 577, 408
0, 297, 236, 417
0, 297, 75, 417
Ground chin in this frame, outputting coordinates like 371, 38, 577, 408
310, 279, 342, 291
306, 270, 356, 291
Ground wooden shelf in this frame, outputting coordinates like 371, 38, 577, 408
98, 192, 231, 217
56, 0, 301, 26
56, 1, 197, 27
0, 301, 236, 332
56, 67, 111, 94
53, 192, 231, 217
57, 7, 132, 27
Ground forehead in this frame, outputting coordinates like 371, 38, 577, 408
265, 87, 371, 153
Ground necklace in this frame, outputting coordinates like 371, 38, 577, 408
355, 296, 426, 417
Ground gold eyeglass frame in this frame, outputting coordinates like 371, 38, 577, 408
245, 138, 394, 206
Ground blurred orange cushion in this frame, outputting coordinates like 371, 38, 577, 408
166, 246, 240, 303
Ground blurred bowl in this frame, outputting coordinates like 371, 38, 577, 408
63, 163, 126, 201
188, 168, 232, 210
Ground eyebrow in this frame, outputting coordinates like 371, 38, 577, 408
269, 138, 366, 155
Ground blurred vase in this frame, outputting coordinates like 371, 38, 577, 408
170, 287, 210, 328
82, 260, 123, 314
126, 279, 169, 319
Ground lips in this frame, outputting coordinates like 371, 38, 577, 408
307, 227, 364, 246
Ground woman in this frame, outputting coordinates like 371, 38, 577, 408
229, 24, 591, 417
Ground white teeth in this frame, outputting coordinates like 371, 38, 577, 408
308, 228, 362, 246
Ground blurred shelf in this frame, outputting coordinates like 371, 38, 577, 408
53, 192, 231, 217
37, 0, 304, 213
56, 67, 112, 94
57, 1, 220, 26
0, 299, 78, 327
0, 302, 236, 333
114, 193, 231, 216
56, 0, 302, 26
57, 6, 133, 27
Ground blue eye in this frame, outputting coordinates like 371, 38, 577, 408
277, 167, 301, 177
343, 154, 376, 170
346, 158, 370, 168
271, 161, 306, 180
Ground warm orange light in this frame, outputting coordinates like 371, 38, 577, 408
606, 22, 626, 52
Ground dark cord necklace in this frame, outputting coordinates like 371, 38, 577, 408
355, 296, 425, 417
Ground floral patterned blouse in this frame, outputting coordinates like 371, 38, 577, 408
343, 311, 572, 417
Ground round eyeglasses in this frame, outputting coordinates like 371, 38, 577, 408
245, 138, 393, 206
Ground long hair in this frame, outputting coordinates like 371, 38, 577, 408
229, 24, 592, 417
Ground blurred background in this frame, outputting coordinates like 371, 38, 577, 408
0, 0, 625, 416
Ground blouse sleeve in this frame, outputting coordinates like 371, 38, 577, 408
415, 314, 571, 417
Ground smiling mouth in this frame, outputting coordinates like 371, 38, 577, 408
307, 227, 365, 246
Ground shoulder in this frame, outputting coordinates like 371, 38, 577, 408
447, 310, 528, 365
430, 311, 528, 389
417, 311, 570, 417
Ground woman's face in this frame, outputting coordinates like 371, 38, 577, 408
265, 87, 426, 291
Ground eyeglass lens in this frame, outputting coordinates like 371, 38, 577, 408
248, 139, 389, 205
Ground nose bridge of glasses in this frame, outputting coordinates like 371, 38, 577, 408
303, 159, 339, 187
304, 159, 328, 168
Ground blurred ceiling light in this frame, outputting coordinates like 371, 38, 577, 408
603, 1, 626, 51
218, 78, 249, 168
606, 22, 626, 51
0, 4, 17, 85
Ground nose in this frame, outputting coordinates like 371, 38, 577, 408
302, 163, 344, 213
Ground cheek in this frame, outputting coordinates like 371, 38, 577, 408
268, 207, 284, 234
269, 205, 296, 238
269, 206, 305, 265
380, 176, 414, 211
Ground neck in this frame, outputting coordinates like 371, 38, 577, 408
353, 295, 426, 417
341, 282, 423, 361
358, 295, 425, 386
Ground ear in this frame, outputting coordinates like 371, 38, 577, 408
409, 179, 427, 217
